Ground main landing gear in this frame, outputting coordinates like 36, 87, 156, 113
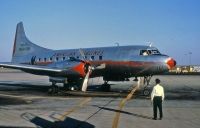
101, 81, 111, 91
48, 82, 59, 94
63, 83, 80, 91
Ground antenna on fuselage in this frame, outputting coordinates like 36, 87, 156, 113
147, 42, 153, 47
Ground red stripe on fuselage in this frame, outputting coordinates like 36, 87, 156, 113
21, 61, 53, 65
90, 60, 156, 67
36, 61, 53, 65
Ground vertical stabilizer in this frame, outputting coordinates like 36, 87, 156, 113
12, 22, 51, 62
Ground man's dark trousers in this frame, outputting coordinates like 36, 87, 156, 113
153, 96, 163, 119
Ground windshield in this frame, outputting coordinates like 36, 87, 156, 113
140, 49, 161, 56
148, 49, 160, 55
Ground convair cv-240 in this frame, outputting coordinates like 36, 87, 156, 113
0, 22, 176, 95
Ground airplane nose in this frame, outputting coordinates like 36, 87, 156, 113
165, 57, 176, 69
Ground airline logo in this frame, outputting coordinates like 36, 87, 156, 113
18, 42, 31, 51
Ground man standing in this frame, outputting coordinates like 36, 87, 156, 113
151, 78, 165, 120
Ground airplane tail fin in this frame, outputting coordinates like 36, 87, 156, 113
12, 22, 51, 62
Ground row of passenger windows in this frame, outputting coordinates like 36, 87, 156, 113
37, 56, 103, 62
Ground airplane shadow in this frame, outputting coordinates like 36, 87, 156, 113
0, 82, 49, 91
0, 82, 113, 92
92, 105, 152, 120
87, 84, 130, 93
21, 112, 95, 128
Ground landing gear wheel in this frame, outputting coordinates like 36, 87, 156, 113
48, 82, 59, 95
48, 86, 59, 94
143, 89, 150, 96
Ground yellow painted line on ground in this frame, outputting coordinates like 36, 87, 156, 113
0, 93, 74, 100
112, 81, 140, 128
57, 97, 92, 121
0, 93, 25, 98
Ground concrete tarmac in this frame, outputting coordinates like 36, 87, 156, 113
0, 71, 200, 128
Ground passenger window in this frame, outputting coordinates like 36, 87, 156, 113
56, 57, 59, 61
91, 56, 94, 60
63, 57, 66, 60
99, 56, 103, 60
44, 58, 47, 62
50, 57, 52, 61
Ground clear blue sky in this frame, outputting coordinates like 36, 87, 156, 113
0, 0, 199, 65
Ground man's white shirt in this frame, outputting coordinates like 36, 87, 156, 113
151, 84, 165, 101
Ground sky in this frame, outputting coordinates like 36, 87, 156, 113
0, 0, 200, 65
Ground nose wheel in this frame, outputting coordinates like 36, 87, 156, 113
143, 87, 151, 96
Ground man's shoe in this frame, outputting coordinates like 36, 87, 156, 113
152, 118, 157, 120
159, 118, 162, 120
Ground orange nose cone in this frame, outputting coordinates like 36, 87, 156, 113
166, 58, 176, 69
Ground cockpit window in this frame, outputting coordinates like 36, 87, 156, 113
140, 50, 149, 56
140, 49, 161, 56
150, 50, 161, 55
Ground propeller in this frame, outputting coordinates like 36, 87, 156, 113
79, 49, 105, 92
81, 66, 92, 92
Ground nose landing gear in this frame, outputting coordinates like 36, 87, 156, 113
142, 75, 152, 96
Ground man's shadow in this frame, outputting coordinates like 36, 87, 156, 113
21, 112, 95, 128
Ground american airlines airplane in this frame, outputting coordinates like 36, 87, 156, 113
0, 22, 176, 95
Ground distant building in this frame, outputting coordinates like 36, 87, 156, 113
193, 66, 200, 72
169, 65, 200, 73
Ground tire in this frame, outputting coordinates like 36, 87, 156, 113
143, 89, 150, 96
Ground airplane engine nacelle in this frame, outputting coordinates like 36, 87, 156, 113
72, 61, 91, 78
49, 77, 67, 83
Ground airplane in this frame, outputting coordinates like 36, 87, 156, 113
0, 22, 176, 95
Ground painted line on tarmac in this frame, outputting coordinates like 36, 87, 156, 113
57, 97, 92, 121
112, 80, 141, 128
0, 93, 25, 98
0, 93, 76, 100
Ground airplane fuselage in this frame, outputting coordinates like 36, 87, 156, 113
12, 45, 172, 81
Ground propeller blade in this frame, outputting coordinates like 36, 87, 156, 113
81, 66, 92, 92
79, 48, 105, 92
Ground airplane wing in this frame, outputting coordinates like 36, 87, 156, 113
0, 62, 62, 72
0, 62, 66, 76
